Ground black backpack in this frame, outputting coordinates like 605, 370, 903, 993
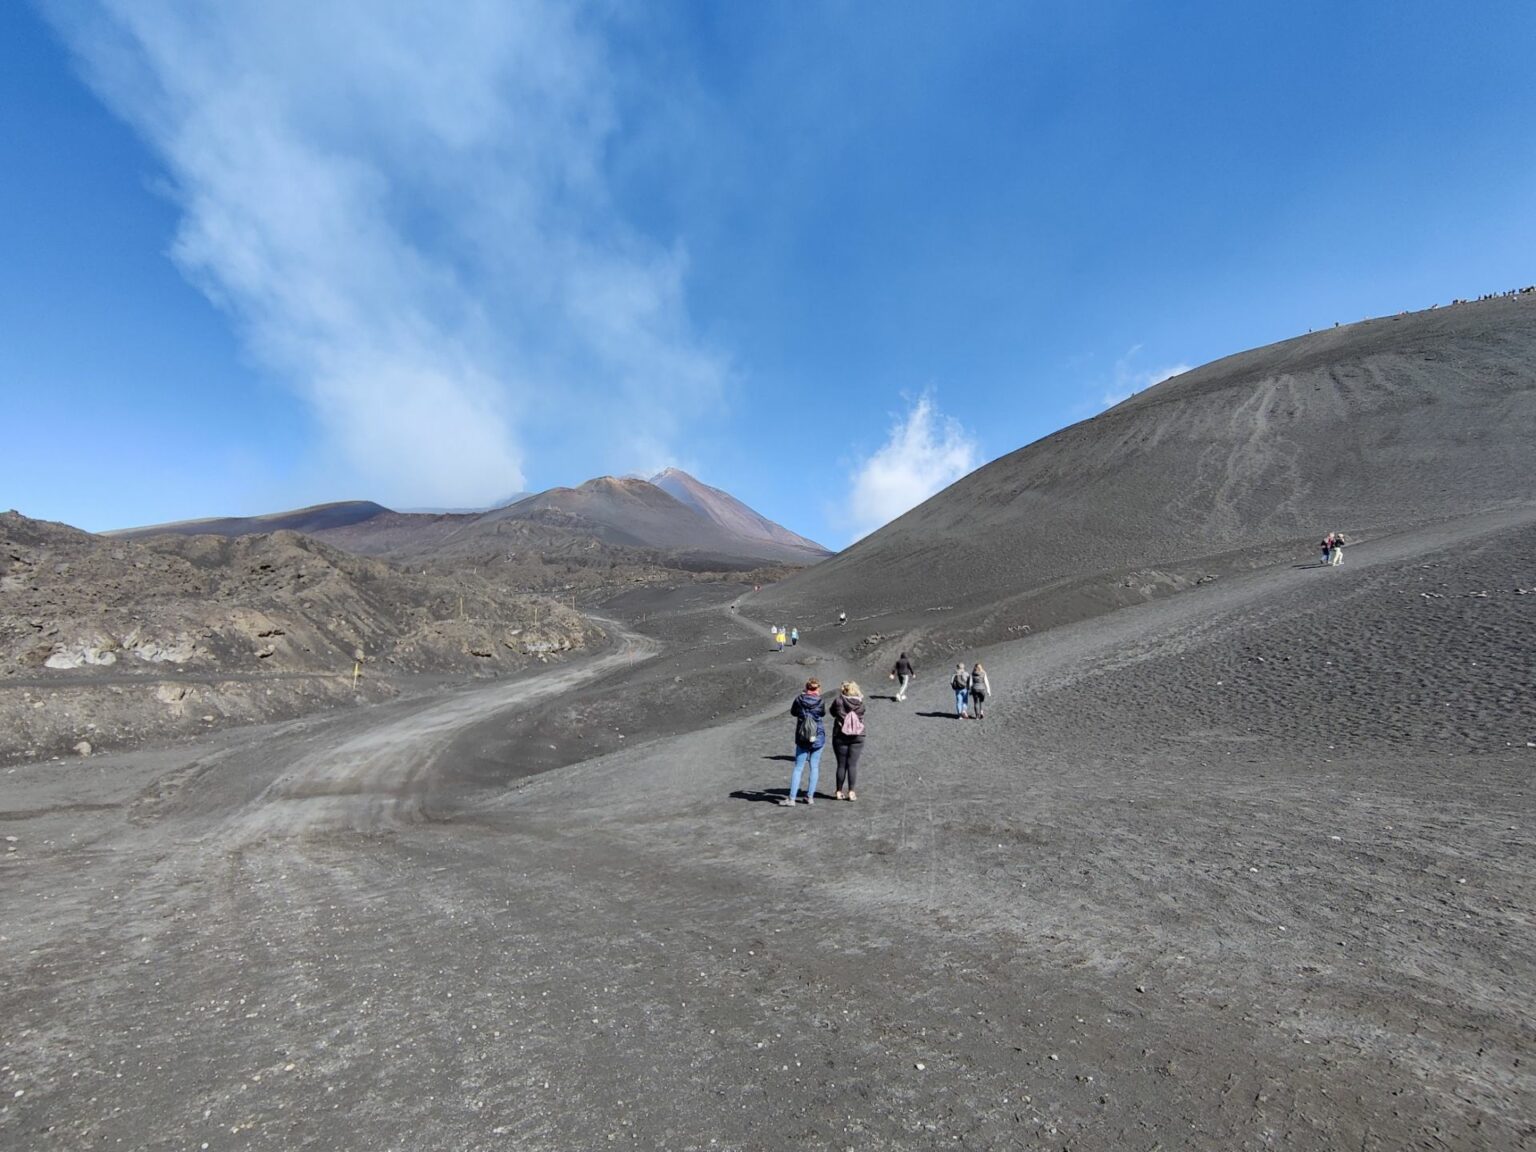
795, 709, 818, 746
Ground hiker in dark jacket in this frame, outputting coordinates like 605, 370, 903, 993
828, 681, 867, 801
967, 663, 992, 719
782, 679, 826, 806
891, 653, 915, 701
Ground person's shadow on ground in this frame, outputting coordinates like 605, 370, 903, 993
914, 711, 959, 719
733, 787, 833, 804
762, 754, 795, 763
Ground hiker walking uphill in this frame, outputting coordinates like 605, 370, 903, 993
781, 679, 826, 806
891, 652, 915, 702
828, 681, 867, 801
951, 663, 970, 718
1319, 531, 1347, 567
967, 663, 992, 719
790, 626, 799, 647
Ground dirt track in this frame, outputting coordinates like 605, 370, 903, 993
2, 515, 1533, 1150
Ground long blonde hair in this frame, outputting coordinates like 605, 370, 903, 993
841, 680, 863, 698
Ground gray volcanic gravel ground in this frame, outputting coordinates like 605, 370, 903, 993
1, 513, 1532, 1149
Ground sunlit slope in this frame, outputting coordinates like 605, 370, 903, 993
109, 501, 392, 540
762, 296, 1536, 623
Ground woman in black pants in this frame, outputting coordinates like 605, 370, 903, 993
828, 680, 868, 801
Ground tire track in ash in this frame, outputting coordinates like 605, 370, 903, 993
226, 618, 658, 843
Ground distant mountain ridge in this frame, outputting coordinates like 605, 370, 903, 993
468, 474, 829, 563
650, 468, 827, 555
110, 471, 829, 567
105, 501, 392, 539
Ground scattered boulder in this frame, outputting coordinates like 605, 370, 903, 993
45, 638, 119, 669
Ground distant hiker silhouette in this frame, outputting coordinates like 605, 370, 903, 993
790, 627, 799, 647
837, 610, 847, 627
890, 653, 914, 701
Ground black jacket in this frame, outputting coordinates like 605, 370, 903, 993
828, 693, 867, 742
893, 655, 914, 678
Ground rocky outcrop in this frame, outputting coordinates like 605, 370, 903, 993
0, 512, 602, 763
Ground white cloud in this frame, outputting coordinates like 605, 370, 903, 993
1100, 345, 1190, 408
841, 392, 979, 542
45, 0, 723, 507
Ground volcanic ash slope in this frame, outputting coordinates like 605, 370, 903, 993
760, 296, 1536, 642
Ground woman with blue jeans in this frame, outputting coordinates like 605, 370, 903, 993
951, 663, 970, 718
781, 678, 826, 806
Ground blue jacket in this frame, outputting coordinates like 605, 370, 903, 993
790, 692, 826, 750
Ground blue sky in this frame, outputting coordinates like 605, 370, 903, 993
4, 2, 1534, 542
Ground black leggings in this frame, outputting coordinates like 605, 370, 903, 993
833, 738, 864, 791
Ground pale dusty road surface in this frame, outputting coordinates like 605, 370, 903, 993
226, 621, 658, 843
2, 522, 1533, 1150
